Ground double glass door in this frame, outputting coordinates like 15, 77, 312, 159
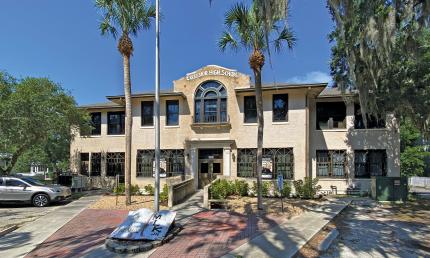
198, 159, 223, 188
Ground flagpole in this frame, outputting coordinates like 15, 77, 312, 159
154, 0, 160, 212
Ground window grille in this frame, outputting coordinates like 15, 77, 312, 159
106, 152, 125, 177
354, 150, 387, 178
136, 149, 185, 177
90, 153, 101, 176
316, 150, 346, 177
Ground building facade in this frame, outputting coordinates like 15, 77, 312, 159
70, 65, 400, 193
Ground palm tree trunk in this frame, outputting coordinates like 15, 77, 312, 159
253, 68, 264, 210
123, 54, 132, 206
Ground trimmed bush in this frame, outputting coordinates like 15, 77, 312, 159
210, 179, 232, 199
262, 181, 271, 197
143, 184, 155, 195
113, 184, 141, 195
232, 179, 249, 196
293, 177, 321, 199
160, 184, 168, 203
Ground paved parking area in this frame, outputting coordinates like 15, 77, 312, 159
0, 202, 69, 232
322, 199, 430, 258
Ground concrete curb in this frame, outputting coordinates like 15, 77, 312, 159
0, 225, 18, 238
318, 228, 339, 251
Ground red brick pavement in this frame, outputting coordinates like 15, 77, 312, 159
25, 209, 128, 258
150, 210, 286, 258
25, 209, 286, 258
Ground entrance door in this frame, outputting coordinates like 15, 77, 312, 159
198, 149, 223, 188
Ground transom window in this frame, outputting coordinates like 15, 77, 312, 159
194, 81, 227, 123
316, 150, 346, 177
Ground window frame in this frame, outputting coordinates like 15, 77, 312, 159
194, 81, 228, 124
316, 101, 347, 130
90, 112, 102, 135
141, 101, 154, 127
166, 100, 179, 126
107, 111, 125, 135
244, 96, 257, 123
80, 153, 89, 176
272, 94, 289, 122
354, 150, 387, 178
316, 150, 347, 177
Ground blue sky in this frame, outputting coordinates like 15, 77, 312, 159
0, 0, 333, 105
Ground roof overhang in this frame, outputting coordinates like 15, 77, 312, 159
234, 83, 327, 95
107, 92, 185, 101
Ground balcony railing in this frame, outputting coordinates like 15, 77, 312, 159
191, 114, 230, 128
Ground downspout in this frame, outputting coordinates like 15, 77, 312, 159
305, 88, 310, 178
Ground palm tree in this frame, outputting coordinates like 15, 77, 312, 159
96, 0, 155, 205
219, 2, 295, 210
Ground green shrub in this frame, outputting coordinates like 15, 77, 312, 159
232, 180, 249, 196
293, 177, 321, 199
113, 184, 140, 195
281, 184, 292, 198
143, 184, 155, 195
160, 184, 168, 203
262, 181, 271, 197
210, 179, 233, 199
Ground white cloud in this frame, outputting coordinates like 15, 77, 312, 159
286, 71, 332, 84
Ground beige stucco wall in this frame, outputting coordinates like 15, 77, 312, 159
70, 65, 401, 193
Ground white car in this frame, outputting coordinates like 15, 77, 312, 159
0, 176, 72, 207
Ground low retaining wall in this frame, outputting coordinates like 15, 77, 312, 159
168, 177, 195, 208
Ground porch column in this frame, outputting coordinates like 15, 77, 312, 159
190, 147, 198, 189
223, 147, 231, 177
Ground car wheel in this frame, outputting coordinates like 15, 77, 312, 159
32, 193, 50, 207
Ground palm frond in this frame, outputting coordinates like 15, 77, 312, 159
273, 26, 296, 52
218, 31, 239, 52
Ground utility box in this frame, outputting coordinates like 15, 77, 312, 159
371, 176, 408, 202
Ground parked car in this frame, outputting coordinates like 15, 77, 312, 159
0, 176, 71, 207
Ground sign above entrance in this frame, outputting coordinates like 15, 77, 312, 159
186, 68, 239, 81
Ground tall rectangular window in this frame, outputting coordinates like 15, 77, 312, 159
106, 152, 125, 180
273, 94, 288, 122
354, 150, 387, 178
166, 100, 179, 126
107, 111, 125, 135
80, 153, 89, 176
141, 101, 154, 126
244, 96, 257, 123
90, 112, 101, 135
316, 150, 346, 177
90, 153, 101, 176
316, 102, 346, 130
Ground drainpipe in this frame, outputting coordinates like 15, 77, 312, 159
305, 88, 310, 178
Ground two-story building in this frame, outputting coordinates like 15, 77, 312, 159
70, 65, 400, 194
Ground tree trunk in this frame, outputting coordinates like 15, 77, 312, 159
253, 68, 264, 210
123, 54, 132, 206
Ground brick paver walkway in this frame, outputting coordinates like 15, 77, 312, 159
25, 209, 128, 258
150, 211, 288, 258
24, 208, 286, 258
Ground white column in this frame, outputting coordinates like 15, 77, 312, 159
223, 147, 231, 177
190, 148, 198, 189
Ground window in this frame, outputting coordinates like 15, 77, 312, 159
237, 148, 294, 179
194, 81, 228, 123
141, 101, 154, 126
80, 153, 89, 176
316, 150, 346, 177
273, 94, 288, 122
107, 111, 125, 135
354, 104, 385, 129
106, 152, 125, 180
0, 178, 3, 185
6, 179, 27, 187
244, 96, 257, 123
90, 112, 101, 135
136, 149, 185, 177
355, 150, 387, 178
166, 100, 179, 126
91, 153, 101, 176
316, 102, 346, 130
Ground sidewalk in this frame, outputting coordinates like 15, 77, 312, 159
0, 195, 101, 258
223, 198, 350, 258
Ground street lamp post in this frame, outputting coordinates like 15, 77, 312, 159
154, 0, 160, 212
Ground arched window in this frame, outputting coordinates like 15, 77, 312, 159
194, 81, 227, 123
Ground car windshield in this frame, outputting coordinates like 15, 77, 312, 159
21, 177, 46, 186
